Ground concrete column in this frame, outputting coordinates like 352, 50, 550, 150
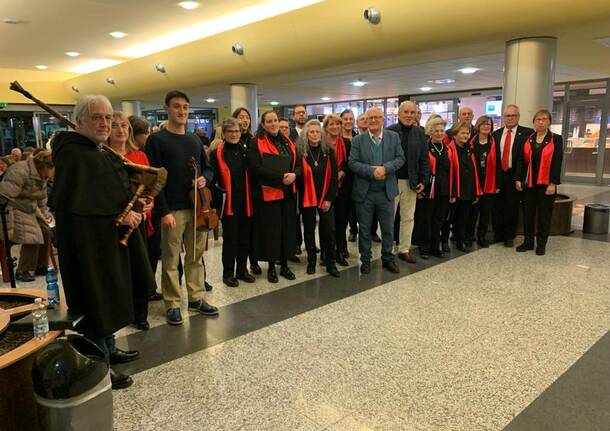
503, 37, 557, 124
230, 84, 258, 131
120, 100, 142, 117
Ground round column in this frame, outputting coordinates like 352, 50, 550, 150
503, 37, 557, 123
230, 84, 258, 131
120, 100, 142, 117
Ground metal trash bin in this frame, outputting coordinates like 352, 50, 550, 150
583, 203, 610, 234
32, 334, 112, 431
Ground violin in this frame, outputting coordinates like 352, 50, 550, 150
188, 157, 219, 232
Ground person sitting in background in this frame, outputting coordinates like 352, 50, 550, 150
0, 150, 54, 282
128, 116, 151, 150
299, 119, 339, 277
515, 109, 563, 256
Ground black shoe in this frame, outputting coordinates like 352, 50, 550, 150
430, 249, 445, 258
326, 265, 340, 278
223, 276, 239, 287
148, 292, 163, 301
111, 368, 133, 390
382, 260, 400, 273
135, 321, 150, 331
204, 281, 213, 292
34, 266, 48, 276
464, 240, 473, 248
188, 300, 219, 316
371, 234, 381, 243
336, 255, 349, 266
360, 262, 371, 274
536, 243, 546, 256
289, 255, 301, 263
250, 263, 262, 275
441, 242, 451, 253
236, 272, 256, 283
504, 239, 514, 247
295, 246, 302, 256
15, 271, 35, 282
166, 308, 183, 325
456, 242, 469, 252
477, 239, 490, 248
516, 242, 534, 252
267, 267, 278, 283
280, 266, 296, 280
306, 262, 316, 274
348, 233, 357, 242
109, 348, 140, 365
419, 248, 430, 259
341, 249, 350, 258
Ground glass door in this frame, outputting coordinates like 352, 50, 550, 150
563, 100, 604, 181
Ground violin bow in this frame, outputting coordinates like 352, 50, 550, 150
191, 157, 198, 257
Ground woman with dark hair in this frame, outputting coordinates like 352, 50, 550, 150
465, 115, 500, 248
128, 116, 151, 150
247, 110, 300, 283
232, 107, 254, 150
515, 109, 563, 255
298, 119, 339, 277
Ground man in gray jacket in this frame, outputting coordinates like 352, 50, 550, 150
349, 107, 405, 274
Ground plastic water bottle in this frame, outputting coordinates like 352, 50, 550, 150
46, 269, 60, 307
32, 298, 49, 340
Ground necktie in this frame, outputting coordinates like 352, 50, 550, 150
502, 128, 512, 171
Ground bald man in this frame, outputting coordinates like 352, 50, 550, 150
348, 108, 405, 274
447, 106, 475, 139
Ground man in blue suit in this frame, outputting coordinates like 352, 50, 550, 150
348, 107, 405, 274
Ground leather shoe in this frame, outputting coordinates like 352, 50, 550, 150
250, 263, 262, 275
441, 241, 451, 253
504, 239, 514, 247
419, 248, 430, 259
535, 243, 546, 256
336, 255, 349, 266
398, 251, 416, 264
326, 265, 340, 278
382, 260, 400, 273
223, 276, 239, 287
236, 272, 256, 283
135, 321, 150, 331
477, 239, 489, 248
456, 242, 469, 252
110, 368, 133, 390
109, 348, 140, 365
267, 268, 278, 283
516, 242, 534, 252
280, 266, 296, 280
16, 271, 35, 282
348, 233, 357, 242
306, 262, 316, 274
360, 262, 371, 274
430, 249, 445, 258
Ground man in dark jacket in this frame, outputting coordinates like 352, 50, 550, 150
387, 101, 430, 263
49, 94, 149, 390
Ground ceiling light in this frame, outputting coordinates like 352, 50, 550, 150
205, 98, 216, 103
106, 77, 115, 85
178, 1, 200, 10
270, 101, 279, 106
363, 7, 381, 25
352, 80, 367, 87
71, 85, 80, 93
320, 97, 331, 101
109, 31, 127, 39
155, 63, 166, 73
65, 51, 80, 57
459, 67, 479, 74
35, 65, 48, 70
2, 18, 19, 25
420, 87, 432, 92
231, 43, 244, 55
429, 78, 456, 85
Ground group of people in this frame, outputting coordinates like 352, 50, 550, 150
1, 89, 563, 391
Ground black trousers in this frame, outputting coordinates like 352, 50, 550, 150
130, 224, 156, 324
494, 170, 521, 241
419, 196, 450, 251
148, 210, 162, 274
522, 186, 555, 245
453, 199, 475, 242
221, 213, 252, 277
295, 195, 303, 250
334, 191, 350, 255
441, 203, 454, 243
302, 206, 336, 265
466, 194, 495, 242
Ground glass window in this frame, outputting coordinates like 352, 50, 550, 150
306, 104, 333, 120
568, 81, 607, 98
386, 98, 399, 127
365, 99, 385, 113
333, 101, 364, 119
417, 100, 455, 130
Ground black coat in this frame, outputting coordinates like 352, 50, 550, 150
49, 132, 143, 336
386, 123, 430, 188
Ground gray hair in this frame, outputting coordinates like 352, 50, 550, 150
503, 104, 520, 115
73, 95, 112, 123
398, 100, 417, 112
426, 116, 446, 136
221, 117, 241, 135
297, 119, 328, 156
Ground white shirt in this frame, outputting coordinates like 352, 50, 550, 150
499, 126, 517, 169
295, 126, 303, 137
368, 129, 383, 144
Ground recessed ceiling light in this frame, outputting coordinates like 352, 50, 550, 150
270, 101, 279, 106
205, 98, 216, 103
35, 65, 48, 70
65, 51, 80, 57
459, 67, 479, 74
428, 78, 456, 85
352, 80, 367, 87
178, 1, 200, 10
320, 97, 331, 101
420, 87, 432, 92
109, 31, 127, 39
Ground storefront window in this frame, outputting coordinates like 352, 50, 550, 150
386, 98, 399, 127
417, 100, 455, 130
307, 104, 333, 120
333, 101, 364, 120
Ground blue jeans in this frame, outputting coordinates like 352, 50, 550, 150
356, 189, 396, 263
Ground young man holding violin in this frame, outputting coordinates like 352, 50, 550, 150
146, 90, 218, 325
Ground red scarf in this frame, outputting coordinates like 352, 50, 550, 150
468, 135, 498, 194
522, 133, 555, 187
124, 150, 155, 236
427, 140, 453, 199
256, 133, 297, 201
448, 139, 482, 198
216, 142, 253, 217
301, 152, 332, 208
333, 136, 347, 189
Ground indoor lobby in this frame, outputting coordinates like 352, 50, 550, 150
1, 1, 610, 430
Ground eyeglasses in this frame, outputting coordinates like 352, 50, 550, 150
367, 116, 384, 120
